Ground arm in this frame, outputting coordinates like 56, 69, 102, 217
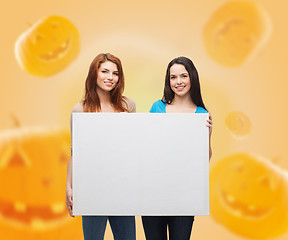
65, 103, 83, 217
207, 112, 213, 161
66, 155, 73, 217
65, 113, 74, 217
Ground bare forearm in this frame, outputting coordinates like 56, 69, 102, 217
209, 137, 212, 161
209, 146, 212, 160
66, 156, 72, 189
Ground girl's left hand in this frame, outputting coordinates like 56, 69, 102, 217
206, 112, 212, 137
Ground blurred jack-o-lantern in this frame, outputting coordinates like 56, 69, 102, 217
203, 1, 271, 67
15, 15, 80, 77
210, 153, 288, 239
0, 127, 82, 239
225, 111, 251, 138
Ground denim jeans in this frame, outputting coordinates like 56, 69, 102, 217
82, 216, 136, 240
141, 216, 195, 240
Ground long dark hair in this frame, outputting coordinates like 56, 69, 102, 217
82, 53, 128, 112
162, 56, 207, 110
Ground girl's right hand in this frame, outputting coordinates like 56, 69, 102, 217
66, 187, 74, 217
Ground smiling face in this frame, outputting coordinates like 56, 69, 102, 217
96, 61, 119, 93
0, 128, 82, 238
169, 64, 191, 98
210, 153, 288, 239
15, 15, 80, 77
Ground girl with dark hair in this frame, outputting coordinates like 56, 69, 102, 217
65, 53, 136, 240
141, 56, 212, 240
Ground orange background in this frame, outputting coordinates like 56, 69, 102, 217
1, 0, 288, 239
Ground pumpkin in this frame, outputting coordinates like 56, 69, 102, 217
225, 111, 251, 138
203, 1, 271, 67
0, 127, 83, 239
15, 15, 80, 77
210, 153, 288, 239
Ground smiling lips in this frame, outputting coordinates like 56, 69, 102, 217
175, 85, 185, 91
104, 81, 113, 87
220, 188, 273, 219
37, 38, 71, 62
0, 198, 68, 228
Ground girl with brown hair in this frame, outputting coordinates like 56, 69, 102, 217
66, 53, 136, 240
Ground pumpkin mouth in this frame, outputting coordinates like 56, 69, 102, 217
219, 187, 273, 219
37, 37, 71, 62
0, 198, 69, 229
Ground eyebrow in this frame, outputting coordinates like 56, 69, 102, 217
101, 68, 119, 73
170, 73, 188, 76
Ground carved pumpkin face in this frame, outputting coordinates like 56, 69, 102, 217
15, 15, 80, 77
203, 1, 271, 67
225, 111, 251, 138
210, 153, 288, 239
0, 128, 82, 239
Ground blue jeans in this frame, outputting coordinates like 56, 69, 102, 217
82, 216, 136, 240
141, 216, 195, 240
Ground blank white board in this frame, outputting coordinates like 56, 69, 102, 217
72, 113, 209, 216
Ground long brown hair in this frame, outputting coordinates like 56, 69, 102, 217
162, 56, 207, 110
82, 53, 128, 112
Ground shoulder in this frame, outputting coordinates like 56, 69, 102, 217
196, 106, 208, 113
123, 96, 136, 113
150, 100, 166, 113
72, 102, 84, 113
70, 102, 83, 129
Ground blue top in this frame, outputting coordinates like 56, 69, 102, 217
150, 100, 208, 113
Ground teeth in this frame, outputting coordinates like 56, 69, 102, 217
233, 209, 243, 217
51, 202, 65, 214
31, 218, 45, 230
61, 42, 67, 48
14, 202, 27, 212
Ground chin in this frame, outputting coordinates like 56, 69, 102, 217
174, 91, 189, 97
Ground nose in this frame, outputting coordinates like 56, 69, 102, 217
176, 77, 182, 84
107, 72, 113, 80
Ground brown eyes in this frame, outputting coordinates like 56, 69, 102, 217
170, 75, 188, 79
101, 70, 119, 76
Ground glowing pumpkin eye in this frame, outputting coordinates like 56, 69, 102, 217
0, 146, 31, 168
31, 34, 44, 45
35, 34, 44, 43
8, 152, 27, 167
